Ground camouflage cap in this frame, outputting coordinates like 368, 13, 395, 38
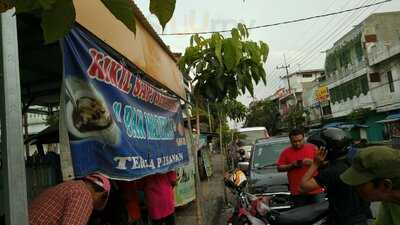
340, 146, 400, 186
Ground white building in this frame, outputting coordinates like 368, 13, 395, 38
278, 69, 324, 116
324, 11, 400, 142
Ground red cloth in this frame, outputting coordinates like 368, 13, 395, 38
277, 143, 324, 196
119, 180, 142, 220
143, 171, 176, 220
29, 180, 93, 225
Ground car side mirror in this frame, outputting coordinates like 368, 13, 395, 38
238, 161, 250, 173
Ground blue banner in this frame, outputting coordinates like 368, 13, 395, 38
61, 26, 189, 180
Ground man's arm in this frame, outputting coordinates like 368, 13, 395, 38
300, 163, 321, 193
277, 163, 296, 172
277, 149, 300, 172
300, 147, 327, 193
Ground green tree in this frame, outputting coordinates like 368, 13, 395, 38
4, 0, 176, 43
179, 23, 269, 103
284, 106, 306, 131
205, 98, 246, 151
213, 98, 247, 123
245, 99, 281, 135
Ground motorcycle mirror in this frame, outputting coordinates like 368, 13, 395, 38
238, 161, 250, 173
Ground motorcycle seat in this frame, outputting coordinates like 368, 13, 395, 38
270, 200, 329, 225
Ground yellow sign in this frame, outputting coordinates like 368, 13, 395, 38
315, 86, 329, 102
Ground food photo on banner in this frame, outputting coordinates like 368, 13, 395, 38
60, 25, 189, 180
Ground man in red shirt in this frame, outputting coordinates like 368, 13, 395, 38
277, 128, 323, 207
28, 173, 110, 225
143, 171, 177, 225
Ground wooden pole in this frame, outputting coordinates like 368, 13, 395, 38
218, 112, 229, 206
194, 104, 204, 225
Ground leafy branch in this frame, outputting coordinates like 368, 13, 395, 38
179, 23, 269, 103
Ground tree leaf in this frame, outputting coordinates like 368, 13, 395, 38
16, 0, 40, 13
41, 0, 75, 44
222, 38, 239, 71
238, 23, 248, 38
246, 78, 254, 96
215, 41, 223, 65
231, 28, 240, 40
149, 0, 176, 30
101, 0, 136, 34
251, 66, 260, 84
260, 41, 269, 62
259, 65, 267, 85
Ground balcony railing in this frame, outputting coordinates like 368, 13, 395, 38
367, 42, 400, 66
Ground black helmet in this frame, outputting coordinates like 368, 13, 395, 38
307, 127, 352, 160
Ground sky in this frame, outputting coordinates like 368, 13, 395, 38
135, 0, 400, 107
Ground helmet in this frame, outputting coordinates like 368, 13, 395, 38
307, 127, 352, 160
224, 169, 247, 189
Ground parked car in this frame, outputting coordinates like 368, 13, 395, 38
241, 137, 292, 210
237, 127, 270, 160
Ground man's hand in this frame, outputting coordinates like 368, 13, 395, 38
292, 160, 303, 169
314, 147, 328, 167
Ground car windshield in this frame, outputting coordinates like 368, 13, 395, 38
239, 130, 267, 146
252, 140, 290, 169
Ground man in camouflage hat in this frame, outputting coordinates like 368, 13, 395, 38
340, 146, 400, 225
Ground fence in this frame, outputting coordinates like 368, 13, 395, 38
1, 158, 61, 221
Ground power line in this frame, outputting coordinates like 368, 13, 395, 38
294, 0, 377, 68
285, 0, 356, 64
288, 0, 375, 68
287, 0, 370, 65
159, 0, 391, 36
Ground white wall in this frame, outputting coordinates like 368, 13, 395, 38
363, 12, 400, 66
330, 93, 375, 118
370, 58, 400, 112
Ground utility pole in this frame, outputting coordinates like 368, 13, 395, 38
277, 54, 291, 92
277, 55, 297, 128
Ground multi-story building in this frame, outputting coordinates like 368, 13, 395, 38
278, 69, 325, 117
324, 11, 400, 142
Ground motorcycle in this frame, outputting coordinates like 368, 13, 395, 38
225, 170, 329, 225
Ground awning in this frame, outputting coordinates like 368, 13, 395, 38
376, 113, 400, 123
323, 122, 346, 128
339, 124, 369, 129
323, 122, 368, 130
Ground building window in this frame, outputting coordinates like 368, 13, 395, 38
322, 105, 332, 115
369, 73, 381, 82
360, 74, 369, 95
302, 73, 312, 78
387, 71, 395, 92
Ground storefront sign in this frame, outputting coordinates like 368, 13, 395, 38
315, 86, 330, 102
61, 26, 189, 180
175, 131, 196, 206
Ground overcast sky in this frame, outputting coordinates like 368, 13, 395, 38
136, 0, 400, 107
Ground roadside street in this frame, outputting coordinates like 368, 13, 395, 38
176, 153, 226, 225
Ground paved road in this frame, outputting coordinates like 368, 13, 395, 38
176, 153, 226, 225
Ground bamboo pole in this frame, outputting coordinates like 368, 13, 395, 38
218, 112, 228, 206
192, 104, 204, 225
